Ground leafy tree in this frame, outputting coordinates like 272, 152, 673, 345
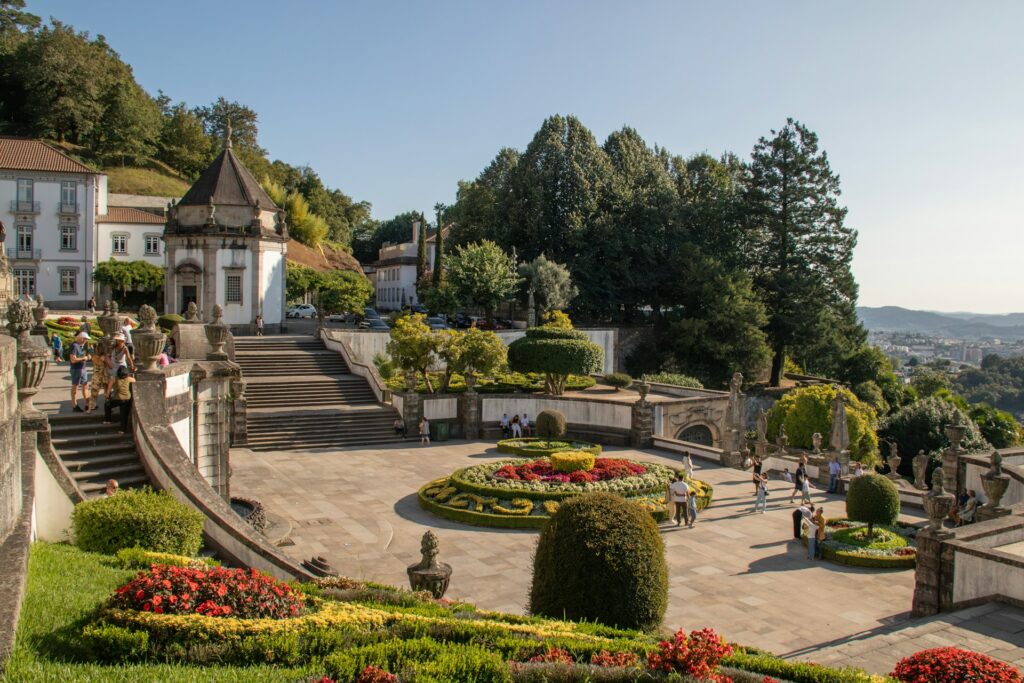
418, 274, 460, 316
386, 314, 439, 393
445, 241, 520, 325
93, 259, 164, 298
434, 327, 507, 393
285, 263, 319, 303
158, 102, 214, 178
744, 119, 859, 386
766, 384, 879, 465
846, 474, 900, 540
661, 245, 770, 388
911, 367, 951, 398
878, 396, 988, 468
507, 327, 603, 395
968, 403, 1022, 449
448, 148, 519, 247
193, 97, 262, 154
93, 80, 161, 166
674, 152, 746, 268
262, 178, 328, 246
314, 270, 373, 318
0, 0, 38, 36
519, 254, 577, 319
432, 203, 445, 287
353, 210, 419, 264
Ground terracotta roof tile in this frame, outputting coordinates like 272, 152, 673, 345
0, 137, 96, 174
98, 207, 165, 225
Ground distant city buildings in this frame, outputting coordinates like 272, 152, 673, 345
870, 329, 1024, 366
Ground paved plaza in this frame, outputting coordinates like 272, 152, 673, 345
230, 439, 993, 672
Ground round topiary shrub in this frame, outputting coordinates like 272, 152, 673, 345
72, 488, 205, 556
508, 328, 604, 395
529, 492, 667, 631
891, 646, 1022, 683
604, 372, 632, 390
550, 451, 596, 473
535, 409, 567, 439
846, 473, 900, 539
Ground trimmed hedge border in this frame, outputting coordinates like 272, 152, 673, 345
496, 438, 602, 457
802, 519, 917, 570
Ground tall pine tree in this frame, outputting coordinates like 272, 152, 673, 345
432, 202, 445, 287
415, 212, 428, 281
743, 119, 858, 386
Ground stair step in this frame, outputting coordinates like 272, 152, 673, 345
80, 473, 149, 496
54, 443, 136, 458
63, 451, 142, 469
52, 431, 131, 446
69, 461, 147, 480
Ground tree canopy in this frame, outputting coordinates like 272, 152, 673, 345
444, 241, 521, 325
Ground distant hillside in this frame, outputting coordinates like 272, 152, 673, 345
287, 239, 364, 275
104, 165, 191, 197
858, 306, 1024, 340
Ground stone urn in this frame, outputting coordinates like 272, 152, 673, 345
922, 468, 956, 532
407, 530, 452, 599
635, 381, 650, 401
945, 423, 967, 454
981, 450, 1010, 509
8, 299, 47, 415
887, 454, 902, 480
133, 304, 166, 374
30, 293, 47, 336
204, 304, 229, 360
184, 301, 202, 324
464, 373, 477, 392
913, 450, 930, 491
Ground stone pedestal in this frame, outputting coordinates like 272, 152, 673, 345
407, 531, 452, 599
459, 390, 480, 440
943, 424, 967, 496
230, 378, 248, 447
403, 391, 421, 436
630, 399, 653, 449
911, 527, 955, 617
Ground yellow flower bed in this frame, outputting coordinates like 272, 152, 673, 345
491, 498, 534, 515
550, 450, 596, 473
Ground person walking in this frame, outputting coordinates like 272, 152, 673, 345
255, 314, 264, 336
790, 460, 808, 504
104, 366, 136, 433
808, 507, 826, 560
104, 479, 119, 497
668, 475, 690, 527
683, 451, 694, 480
51, 333, 63, 363
120, 317, 135, 359
827, 456, 842, 494
686, 479, 699, 528
418, 416, 430, 445
800, 468, 812, 505
751, 453, 763, 495
68, 332, 91, 412
753, 473, 769, 513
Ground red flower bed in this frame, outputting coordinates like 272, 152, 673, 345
528, 647, 574, 664
112, 564, 305, 619
57, 316, 81, 326
356, 667, 398, 683
591, 650, 639, 667
647, 628, 733, 682
494, 458, 646, 483
891, 647, 1021, 683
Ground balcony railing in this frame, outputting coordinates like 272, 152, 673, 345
57, 202, 79, 215
14, 248, 41, 261
9, 200, 40, 214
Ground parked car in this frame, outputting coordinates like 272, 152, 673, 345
325, 312, 354, 322
286, 304, 317, 319
426, 316, 449, 330
360, 318, 391, 330
453, 312, 478, 329
363, 307, 381, 320
477, 318, 511, 330
406, 304, 428, 315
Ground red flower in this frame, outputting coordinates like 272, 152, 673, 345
892, 647, 1021, 683
591, 650, 639, 667
527, 647, 574, 664
647, 628, 733, 680
355, 666, 397, 683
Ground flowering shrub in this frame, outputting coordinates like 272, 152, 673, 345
550, 450, 596, 473
591, 650, 639, 667
647, 628, 733, 681
355, 666, 398, 683
891, 647, 1022, 683
112, 565, 305, 619
527, 647, 574, 664
494, 457, 646, 483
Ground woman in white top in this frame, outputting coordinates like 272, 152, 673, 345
120, 318, 134, 359
510, 414, 522, 438
418, 417, 430, 445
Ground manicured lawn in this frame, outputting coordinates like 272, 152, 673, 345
3, 543, 318, 682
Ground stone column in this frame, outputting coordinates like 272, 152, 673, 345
403, 390, 421, 436
943, 423, 967, 496
912, 528, 952, 617
631, 396, 653, 449
459, 389, 481, 440
230, 376, 248, 447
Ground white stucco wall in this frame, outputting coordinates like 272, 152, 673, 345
97, 222, 164, 267
423, 396, 458, 420
953, 534, 1024, 605
481, 396, 630, 429
262, 250, 284, 324
215, 248, 253, 325
964, 461, 1023, 507
33, 452, 74, 542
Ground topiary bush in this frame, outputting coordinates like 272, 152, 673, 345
604, 372, 632, 390
508, 328, 603, 395
550, 451, 596, 473
766, 384, 880, 466
529, 492, 667, 631
845, 473, 900, 539
72, 488, 204, 556
891, 646, 1022, 683
535, 409, 567, 439
157, 313, 184, 332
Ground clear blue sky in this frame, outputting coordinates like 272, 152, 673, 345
30, 1, 1024, 313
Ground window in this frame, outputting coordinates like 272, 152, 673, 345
59, 268, 76, 294
16, 225, 31, 256
13, 269, 34, 297
60, 181, 76, 210
225, 274, 242, 303
16, 179, 32, 203
112, 234, 127, 254
60, 225, 77, 251
144, 235, 160, 255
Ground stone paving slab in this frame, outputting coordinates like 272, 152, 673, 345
230, 439, 968, 668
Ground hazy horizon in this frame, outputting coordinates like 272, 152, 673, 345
26, 0, 1024, 314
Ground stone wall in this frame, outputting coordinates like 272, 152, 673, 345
0, 334, 27, 672
0, 336, 19, 541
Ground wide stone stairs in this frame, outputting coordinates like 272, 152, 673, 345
235, 336, 407, 451
48, 412, 149, 499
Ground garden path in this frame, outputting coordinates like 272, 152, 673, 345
229, 440, 987, 672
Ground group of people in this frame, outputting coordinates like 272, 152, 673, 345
499, 413, 532, 438
665, 453, 699, 528
791, 500, 827, 560
393, 416, 433, 445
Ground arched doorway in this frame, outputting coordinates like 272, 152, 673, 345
677, 424, 713, 446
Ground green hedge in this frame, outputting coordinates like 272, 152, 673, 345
800, 535, 916, 570
724, 652, 887, 683
386, 371, 596, 395
496, 438, 602, 458
326, 637, 511, 683
72, 489, 204, 556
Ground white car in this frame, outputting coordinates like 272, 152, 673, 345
286, 304, 317, 319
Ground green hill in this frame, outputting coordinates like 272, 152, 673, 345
103, 164, 190, 197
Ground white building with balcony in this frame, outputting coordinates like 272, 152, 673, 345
374, 221, 445, 311
0, 137, 105, 308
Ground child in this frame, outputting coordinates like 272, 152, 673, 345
51, 333, 63, 362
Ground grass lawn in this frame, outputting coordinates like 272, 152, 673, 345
3, 543, 318, 682
103, 166, 191, 197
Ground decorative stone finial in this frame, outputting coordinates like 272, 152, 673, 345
137, 304, 158, 333
923, 466, 955, 532
407, 530, 452, 599
103, 300, 110, 315
981, 450, 1011, 510
930, 467, 946, 495
989, 450, 1003, 477
110, 300, 119, 315
33, 293, 43, 306
212, 304, 224, 325
225, 120, 233, 150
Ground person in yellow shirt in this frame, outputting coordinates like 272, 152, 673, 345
104, 366, 135, 433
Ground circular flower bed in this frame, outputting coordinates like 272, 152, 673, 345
805, 518, 918, 569
496, 438, 602, 457
419, 456, 712, 529
112, 564, 306, 618
892, 646, 1022, 683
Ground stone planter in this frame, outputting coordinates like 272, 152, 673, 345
922, 468, 955, 532
981, 451, 1011, 509
133, 304, 166, 374
887, 454, 902, 479
204, 305, 229, 360
407, 530, 452, 599
944, 423, 967, 453
8, 299, 47, 416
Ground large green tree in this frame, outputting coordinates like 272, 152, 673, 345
519, 254, 577, 319
448, 148, 519, 247
445, 241, 520, 325
157, 102, 214, 178
743, 119, 859, 386
93, 80, 161, 166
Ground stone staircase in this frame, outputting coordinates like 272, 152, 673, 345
48, 412, 149, 499
234, 336, 408, 451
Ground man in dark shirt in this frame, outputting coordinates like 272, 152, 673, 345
68, 332, 91, 412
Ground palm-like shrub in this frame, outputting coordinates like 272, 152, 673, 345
535, 409, 567, 439
846, 473, 900, 539
529, 493, 667, 631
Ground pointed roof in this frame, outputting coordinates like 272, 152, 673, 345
178, 141, 276, 210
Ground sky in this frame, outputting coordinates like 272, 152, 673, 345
27, 1, 1024, 313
